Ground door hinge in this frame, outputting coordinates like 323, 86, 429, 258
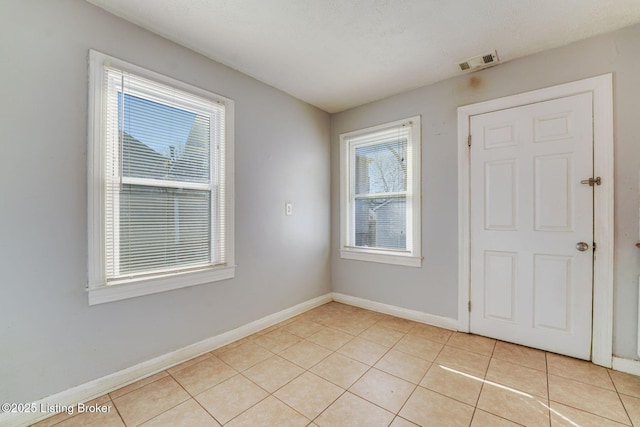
593, 242, 597, 252
467, 134, 472, 147
468, 301, 472, 312
580, 177, 601, 186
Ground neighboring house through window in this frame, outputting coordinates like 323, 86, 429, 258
87, 50, 235, 305
340, 116, 422, 267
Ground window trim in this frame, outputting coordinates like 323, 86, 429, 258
87, 50, 235, 305
339, 116, 422, 267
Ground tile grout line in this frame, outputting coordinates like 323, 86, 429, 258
165, 368, 221, 425
275, 308, 573, 425
392, 343, 449, 425
604, 368, 633, 426
308, 324, 397, 424
288, 315, 356, 426
109, 371, 172, 403
367, 322, 423, 422
228, 322, 365, 427
545, 351, 552, 427
191, 396, 224, 427
347, 325, 413, 418
107, 395, 128, 427
311, 314, 413, 423
129, 372, 192, 427
546, 351, 636, 426
467, 338, 496, 426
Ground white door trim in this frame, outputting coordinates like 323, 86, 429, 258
457, 74, 614, 367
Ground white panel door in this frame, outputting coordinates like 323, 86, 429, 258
470, 93, 594, 359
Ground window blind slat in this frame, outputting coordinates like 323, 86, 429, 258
347, 125, 411, 146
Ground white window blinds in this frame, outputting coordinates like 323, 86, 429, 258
103, 66, 226, 281
348, 123, 413, 252
339, 116, 421, 267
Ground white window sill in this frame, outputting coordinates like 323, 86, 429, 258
339, 248, 422, 267
87, 265, 236, 305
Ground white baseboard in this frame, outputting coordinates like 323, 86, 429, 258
1, 293, 332, 427
612, 356, 640, 376
332, 292, 458, 331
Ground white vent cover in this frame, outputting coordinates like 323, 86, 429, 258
459, 50, 499, 71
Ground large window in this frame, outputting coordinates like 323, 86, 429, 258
340, 117, 421, 267
88, 50, 234, 305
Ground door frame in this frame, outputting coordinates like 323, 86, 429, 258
457, 74, 614, 367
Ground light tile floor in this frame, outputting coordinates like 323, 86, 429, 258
32, 302, 640, 426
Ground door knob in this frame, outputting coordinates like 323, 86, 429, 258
576, 242, 589, 252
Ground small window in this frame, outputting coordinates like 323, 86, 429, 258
87, 50, 235, 304
339, 117, 422, 267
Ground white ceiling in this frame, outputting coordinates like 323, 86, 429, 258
87, 0, 640, 113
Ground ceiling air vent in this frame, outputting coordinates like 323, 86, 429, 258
458, 50, 499, 72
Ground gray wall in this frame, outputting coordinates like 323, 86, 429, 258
0, 0, 330, 403
331, 24, 640, 359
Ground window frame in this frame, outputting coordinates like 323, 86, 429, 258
87, 50, 235, 305
339, 116, 422, 267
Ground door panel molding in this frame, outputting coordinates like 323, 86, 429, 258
457, 74, 614, 367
